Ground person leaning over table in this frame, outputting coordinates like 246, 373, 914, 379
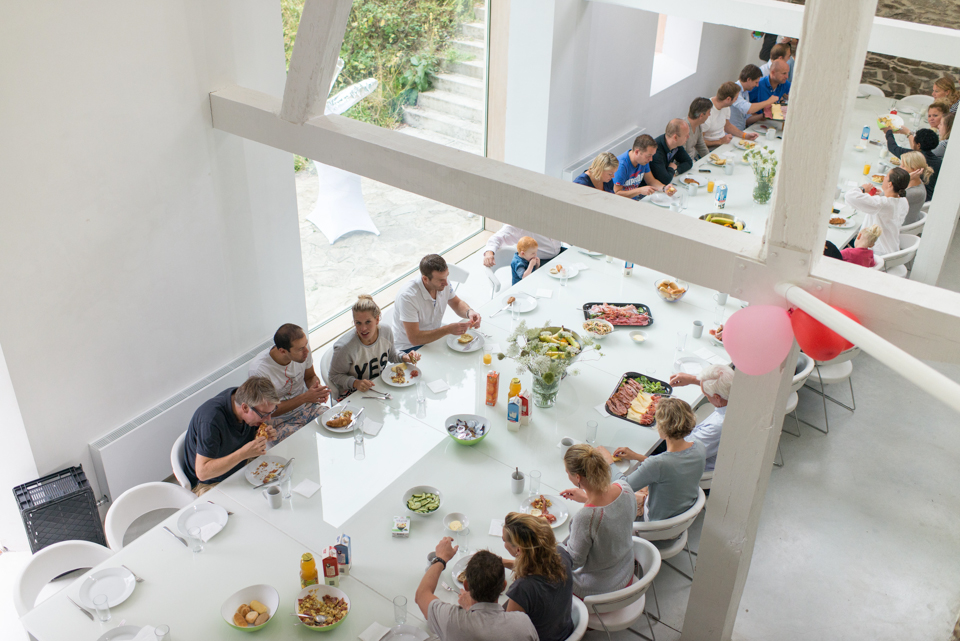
898, 151, 934, 225
613, 134, 660, 200
843, 167, 910, 257
665, 364, 732, 475
749, 58, 791, 106
702, 82, 739, 149
891, 101, 951, 159
500, 512, 575, 641
328, 295, 420, 401
557, 444, 636, 598
932, 75, 960, 114
573, 152, 618, 193
733, 64, 780, 130
684, 97, 712, 161
880, 126, 941, 201
248, 323, 329, 443
612, 398, 706, 522
416, 538, 538, 641
483, 226, 562, 268
649, 118, 693, 186
182, 376, 279, 497
391, 253, 481, 353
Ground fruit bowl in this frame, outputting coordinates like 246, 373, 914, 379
655, 279, 688, 303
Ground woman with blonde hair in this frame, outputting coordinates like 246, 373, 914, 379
613, 397, 705, 521
573, 152, 618, 193
328, 295, 420, 400
840, 225, 882, 268
899, 151, 934, 224
500, 512, 574, 641
896, 101, 950, 158
937, 112, 953, 158
558, 444, 636, 598
932, 76, 960, 113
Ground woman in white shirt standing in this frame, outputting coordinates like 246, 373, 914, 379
844, 167, 910, 257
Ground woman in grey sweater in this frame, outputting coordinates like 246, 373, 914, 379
328, 295, 420, 400
558, 444, 636, 598
899, 151, 934, 226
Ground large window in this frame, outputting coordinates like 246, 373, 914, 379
650, 14, 703, 96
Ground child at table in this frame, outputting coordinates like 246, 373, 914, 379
328, 295, 420, 401
840, 225, 881, 268
511, 236, 540, 285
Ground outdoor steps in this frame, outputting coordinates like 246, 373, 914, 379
461, 22, 485, 40
396, 125, 481, 154
417, 90, 483, 123
433, 73, 484, 101
401, 107, 483, 145
451, 39, 485, 60
440, 58, 485, 80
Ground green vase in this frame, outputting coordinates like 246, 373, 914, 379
753, 172, 775, 204
532, 374, 561, 408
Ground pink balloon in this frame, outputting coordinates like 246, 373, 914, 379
722, 306, 795, 376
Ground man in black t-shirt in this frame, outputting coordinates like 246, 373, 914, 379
182, 376, 280, 495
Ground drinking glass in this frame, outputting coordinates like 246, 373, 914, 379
676, 332, 687, 354
93, 594, 111, 622
585, 421, 598, 445
528, 470, 542, 497
713, 305, 725, 327
393, 596, 407, 625
280, 474, 292, 499
511, 302, 520, 320
416, 381, 426, 403
353, 424, 366, 460
560, 269, 569, 287
154, 625, 170, 641
457, 527, 470, 556
187, 526, 203, 553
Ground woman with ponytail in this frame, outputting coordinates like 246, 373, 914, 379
500, 513, 574, 640
558, 444, 636, 598
899, 151, 934, 224
844, 167, 910, 257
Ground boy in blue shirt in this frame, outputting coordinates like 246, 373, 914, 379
613, 134, 659, 200
749, 59, 791, 104
511, 236, 540, 285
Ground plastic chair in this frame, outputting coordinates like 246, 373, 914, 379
584, 537, 661, 640
447, 263, 469, 295
898, 94, 935, 113
880, 234, 921, 278
306, 161, 381, 244
871, 254, 885, 271
482, 245, 517, 297
692, 399, 717, 490
104, 482, 195, 550
900, 211, 927, 235
858, 83, 885, 98
565, 597, 589, 641
802, 347, 861, 434
14, 540, 114, 616
775, 353, 816, 467
319, 346, 338, 401
171, 431, 191, 490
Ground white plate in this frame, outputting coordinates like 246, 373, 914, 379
519, 494, 569, 529
177, 502, 229, 538
450, 554, 473, 590
677, 175, 706, 187
547, 265, 579, 280
647, 191, 675, 207
383, 625, 431, 641
735, 140, 759, 151
79, 567, 136, 609
244, 455, 287, 485
380, 363, 422, 388
320, 401, 360, 432
97, 626, 143, 641
706, 159, 729, 167
673, 355, 708, 376
577, 249, 604, 257
445, 329, 484, 353
502, 294, 537, 314
878, 113, 904, 130
829, 218, 857, 229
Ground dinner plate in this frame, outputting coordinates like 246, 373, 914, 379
380, 363, 421, 388
97, 626, 144, 641
577, 249, 604, 257
673, 355, 709, 377
320, 401, 360, 433
735, 140, 758, 151
647, 191, 674, 207
244, 455, 287, 485
870, 174, 885, 184
177, 502, 229, 538
547, 265, 579, 280
706, 158, 729, 167
677, 176, 706, 187
79, 567, 136, 609
829, 218, 857, 229
445, 329, 484, 353
519, 494, 569, 529
877, 113, 904, 130
502, 293, 537, 313
383, 625, 431, 641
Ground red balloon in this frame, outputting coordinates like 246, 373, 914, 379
788, 307, 859, 362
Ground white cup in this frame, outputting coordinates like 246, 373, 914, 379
559, 436, 575, 458
263, 486, 282, 509
692, 320, 703, 339
669, 202, 681, 212
687, 183, 699, 197
714, 292, 729, 306
724, 164, 734, 176
510, 470, 525, 494
766, 128, 777, 140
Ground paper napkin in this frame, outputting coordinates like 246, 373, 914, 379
572, 262, 588, 271
362, 419, 383, 437
489, 519, 504, 537
358, 622, 391, 641
199, 522, 223, 543
293, 479, 321, 498
427, 379, 450, 394
132, 627, 158, 641
694, 348, 716, 361
536, 288, 553, 298
594, 402, 610, 417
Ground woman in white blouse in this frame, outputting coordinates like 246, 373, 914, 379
843, 167, 910, 257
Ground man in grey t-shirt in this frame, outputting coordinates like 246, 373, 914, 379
415, 538, 537, 641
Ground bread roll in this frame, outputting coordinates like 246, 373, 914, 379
245, 610, 259, 624
237, 604, 252, 617
249, 600, 268, 614
254, 612, 269, 626
233, 612, 248, 627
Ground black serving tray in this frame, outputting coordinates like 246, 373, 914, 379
582, 302, 654, 327
605, 371, 673, 428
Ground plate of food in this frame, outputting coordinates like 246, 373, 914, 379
706, 153, 729, 167
870, 174, 885, 184
582, 319, 614, 340
736, 139, 758, 150
679, 175, 706, 187
700, 213, 746, 231
79, 567, 137, 609
177, 502, 229, 539
224, 584, 278, 631
547, 264, 579, 279
877, 113, 904, 130
605, 372, 673, 427
244, 455, 287, 485
829, 215, 856, 229
655, 279, 688, 302
451, 554, 473, 590
320, 401, 358, 433
647, 190, 675, 207
404, 485, 442, 516
709, 324, 724, 347
888, 156, 901, 166
520, 494, 569, 529
380, 362, 421, 388
583, 302, 653, 327
502, 293, 537, 314
295, 584, 350, 632
445, 414, 490, 445
445, 329, 484, 353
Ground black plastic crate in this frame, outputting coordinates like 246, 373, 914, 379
13, 465, 106, 553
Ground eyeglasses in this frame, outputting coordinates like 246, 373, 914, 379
249, 405, 277, 419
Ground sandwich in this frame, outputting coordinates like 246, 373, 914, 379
256, 423, 270, 439
325, 410, 353, 428
457, 333, 474, 344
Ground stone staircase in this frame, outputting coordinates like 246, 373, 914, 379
400, 4, 485, 155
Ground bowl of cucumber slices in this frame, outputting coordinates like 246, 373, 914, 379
403, 486, 442, 516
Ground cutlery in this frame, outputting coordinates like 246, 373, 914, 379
163, 526, 188, 547
206, 501, 234, 516
254, 457, 296, 489
576, 249, 601, 259
491, 302, 513, 317
121, 564, 144, 583
292, 612, 327, 624
476, 331, 492, 339
67, 595, 94, 621
440, 581, 461, 595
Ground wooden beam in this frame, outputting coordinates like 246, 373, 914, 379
279, 0, 352, 124
682, 344, 800, 641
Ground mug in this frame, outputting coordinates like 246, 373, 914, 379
426, 551, 437, 571
714, 292, 729, 306
692, 320, 704, 339
510, 470, 525, 494
559, 436, 575, 458
724, 164, 734, 176
263, 485, 282, 509
766, 128, 777, 140
687, 183, 699, 197
669, 202, 682, 212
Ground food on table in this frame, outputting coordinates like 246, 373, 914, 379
703, 214, 744, 230
771, 104, 784, 120
871, 174, 884, 184
739, 140, 756, 149
530, 495, 552, 510
656, 280, 687, 301
710, 324, 724, 342
588, 303, 651, 327
582, 319, 613, 336
606, 377, 666, 426
407, 492, 440, 514
457, 333, 475, 344
298, 592, 348, 628
708, 153, 727, 166
448, 520, 463, 531
612, 455, 623, 463
525, 328, 583, 359
255, 460, 282, 484
683, 177, 699, 185
233, 599, 271, 628
506, 296, 516, 305
457, 570, 467, 583
529, 495, 558, 523
325, 410, 353, 428
410, 369, 419, 377
448, 419, 487, 441
391, 363, 406, 384
829, 217, 846, 225
889, 156, 901, 166
549, 264, 564, 275
878, 115, 893, 128
256, 423, 270, 440
664, 185, 678, 197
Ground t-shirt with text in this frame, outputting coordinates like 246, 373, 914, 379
613, 150, 650, 201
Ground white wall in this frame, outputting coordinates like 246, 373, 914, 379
0, 1, 305, 508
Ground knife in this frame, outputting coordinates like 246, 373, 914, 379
67, 595, 94, 621
163, 526, 188, 547
253, 457, 296, 489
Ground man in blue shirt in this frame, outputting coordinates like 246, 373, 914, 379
613, 134, 659, 201
749, 59, 791, 104
731, 64, 781, 132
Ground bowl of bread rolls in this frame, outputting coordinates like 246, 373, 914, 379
222, 584, 279, 631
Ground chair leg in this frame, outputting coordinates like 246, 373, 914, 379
804, 368, 856, 412
625, 613, 657, 641
774, 443, 784, 467
592, 604, 613, 641
663, 547, 695, 581
782, 411, 801, 437
648, 580, 662, 622
848, 376, 856, 410
800, 370, 830, 434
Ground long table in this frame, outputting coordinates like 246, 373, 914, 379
20, 255, 738, 640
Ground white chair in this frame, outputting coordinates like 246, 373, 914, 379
858, 83, 885, 98
880, 234, 921, 278
692, 400, 716, 490
584, 537, 661, 640
14, 540, 113, 617
871, 254, 885, 271
104, 482, 195, 550
900, 211, 927, 235
482, 245, 517, 297
565, 597, 589, 641
306, 160, 381, 244
803, 346, 861, 434
319, 346, 339, 401
898, 94, 935, 113
447, 263, 469, 294
774, 353, 817, 467
171, 431, 191, 490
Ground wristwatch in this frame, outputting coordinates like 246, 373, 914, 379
430, 556, 447, 570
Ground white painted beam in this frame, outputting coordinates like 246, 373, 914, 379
909, 144, 960, 286
588, 0, 960, 69
279, 0, 352, 124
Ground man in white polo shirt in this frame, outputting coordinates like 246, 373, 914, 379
392, 254, 482, 352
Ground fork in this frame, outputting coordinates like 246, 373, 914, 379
67, 595, 94, 621
122, 564, 144, 583
207, 500, 234, 516
366, 388, 393, 400
440, 581, 461, 595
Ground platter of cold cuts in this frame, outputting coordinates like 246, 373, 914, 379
605, 372, 672, 427
582, 302, 653, 327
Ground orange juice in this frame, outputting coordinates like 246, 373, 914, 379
483, 352, 492, 365
508, 377, 522, 399
300, 552, 318, 588
863, 163, 871, 175
707, 180, 715, 193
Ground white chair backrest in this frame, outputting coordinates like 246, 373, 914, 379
171, 431, 191, 490
791, 353, 815, 392
900, 211, 927, 235
858, 83, 885, 97
898, 94, 935, 112
319, 346, 338, 401
920, 201, 930, 214
565, 597, 589, 641
483, 245, 517, 297
871, 254, 885, 271
582, 537, 661, 615
14, 540, 113, 615
104, 482, 195, 550
633, 487, 706, 541
447, 264, 469, 294
881, 234, 921, 271
816, 346, 861, 368
698, 470, 714, 491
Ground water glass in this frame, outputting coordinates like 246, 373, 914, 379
93, 593, 111, 622
353, 425, 365, 460
154, 625, 170, 641
187, 526, 203, 553
528, 470, 542, 497
393, 596, 407, 625
457, 527, 470, 556
416, 381, 426, 403
511, 302, 519, 321
676, 332, 687, 353
585, 420, 598, 445
280, 474, 292, 499
560, 270, 569, 287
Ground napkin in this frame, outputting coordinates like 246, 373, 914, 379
536, 288, 553, 298
572, 262, 588, 271
362, 419, 383, 437
359, 622, 391, 641
594, 402, 610, 417
489, 519, 504, 537
132, 627, 157, 641
294, 479, 321, 498
427, 380, 449, 394
199, 522, 223, 542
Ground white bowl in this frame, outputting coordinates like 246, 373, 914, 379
581, 319, 614, 340
403, 485, 443, 516
628, 330, 648, 344
221, 584, 280, 631
443, 512, 469, 533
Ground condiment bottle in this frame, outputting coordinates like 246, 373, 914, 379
300, 552, 318, 588
508, 377, 521, 399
